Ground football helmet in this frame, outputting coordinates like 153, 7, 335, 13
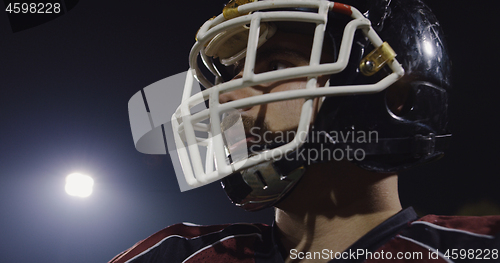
129, 0, 451, 211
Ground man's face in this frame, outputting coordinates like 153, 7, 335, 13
219, 30, 332, 146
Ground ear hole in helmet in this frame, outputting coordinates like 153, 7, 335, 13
385, 82, 415, 117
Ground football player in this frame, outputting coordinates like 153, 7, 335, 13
111, 0, 499, 262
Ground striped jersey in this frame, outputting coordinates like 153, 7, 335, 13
108, 208, 500, 262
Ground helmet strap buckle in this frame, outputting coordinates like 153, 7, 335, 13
413, 133, 436, 158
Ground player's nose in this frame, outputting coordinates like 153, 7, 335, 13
218, 87, 258, 111
218, 75, 260, 109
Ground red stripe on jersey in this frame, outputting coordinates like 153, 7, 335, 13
185, 234, 258, 263
417, 215, 500, 236
108, 223, 231, 263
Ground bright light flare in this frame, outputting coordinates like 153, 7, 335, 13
423, 40, 435, 56
65, 173, 94, 198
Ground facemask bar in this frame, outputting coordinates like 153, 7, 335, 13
172, 0, 405, 190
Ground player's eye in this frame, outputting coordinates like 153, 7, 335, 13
254, 60, 294, 74
270, 61, 288, 71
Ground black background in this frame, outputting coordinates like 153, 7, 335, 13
0, 1, 499, 262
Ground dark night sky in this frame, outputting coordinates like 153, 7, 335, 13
0, 1, 498, 263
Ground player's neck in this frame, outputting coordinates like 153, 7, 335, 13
274, 160, 402, 262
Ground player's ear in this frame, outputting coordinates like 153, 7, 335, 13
385, 81, 414, 116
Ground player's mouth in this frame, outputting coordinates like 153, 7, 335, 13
228, 134, 258, 156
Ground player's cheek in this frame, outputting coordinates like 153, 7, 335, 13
267, 98, 305, 132
266, 80, 308, 131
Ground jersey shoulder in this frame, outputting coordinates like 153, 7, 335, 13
108, 222, 271, 263
368, 215, 500, 262
416, 214, 500, 236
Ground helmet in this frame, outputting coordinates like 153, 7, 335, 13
150, 0, 451, 211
